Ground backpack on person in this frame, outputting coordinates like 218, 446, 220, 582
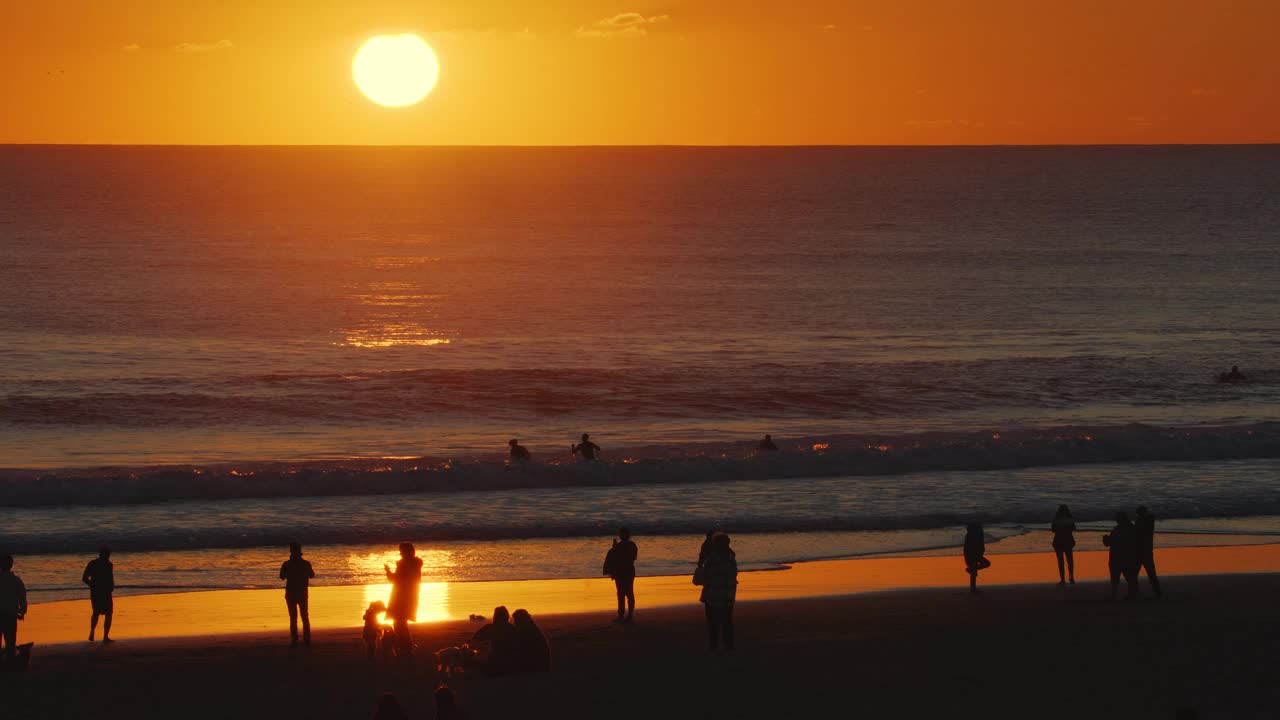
602, 540, 618, 578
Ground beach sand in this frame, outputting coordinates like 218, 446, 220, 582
7, 547, 1280, 718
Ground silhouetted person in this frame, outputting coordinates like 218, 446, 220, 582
572, 433, 601, 460
697, 529, 717, 566
1051, 504, 1077, 585
964, 523, 991, 593
508, 438, 531, 461
384, 542, 422, 657
372, 693, 409, 720
697, 532, 737, 650
363, 600, 386, 660
512, 608, 552, 672
605, 527, 637, 622
0, 555, 27, 665
756, 434, 778, 452
1103, 512, 1139, 600
1218, 365, 1246, 383
434, 685, 470, 720
280, 542, 315, 647
472, 605, 518, 676
83, 546, 115, 642
1134, 506, 1163, 598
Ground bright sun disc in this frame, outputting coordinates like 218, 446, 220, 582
353, 34, 439, 107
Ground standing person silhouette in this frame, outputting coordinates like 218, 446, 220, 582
606, 528, 638, 622
82, 546, 115, 643
0, 555, 27, 664
1103, 512, 1139, 600
571, 433, 600, 461
1051, 505, 1077, 585
280, 542, 315, 647
384, 542, 422, 657
964, 524, 991, 594
1134, 506, 1163, 598
696, 532, 738, 650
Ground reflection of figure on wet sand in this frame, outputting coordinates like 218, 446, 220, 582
1103, 512, 1139, 600
362, 600, 386, 660
697, 532, 737, 651
0, 554, 28, 665
1134, 506, 1163, 598
384, 542, 422, 657
372, 693, 409, 720
512, 608, 552, 672
280, 541, 315, 647
1051, 504, 1077, 585
472, 605, 518, 676
964, 523, 992, 594
508, 438, 531, 462
604, 528, 637, 622
83, 546, 115, 643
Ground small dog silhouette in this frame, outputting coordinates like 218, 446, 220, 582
434, 643, 478, 681
362, 601, 386, 660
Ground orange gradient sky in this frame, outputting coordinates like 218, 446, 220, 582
2, 0, 1278, 145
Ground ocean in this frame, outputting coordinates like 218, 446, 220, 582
2, 145, 1279, 602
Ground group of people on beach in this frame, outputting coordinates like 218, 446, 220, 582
507, 432, 779, 463
964, 504, 1163, 599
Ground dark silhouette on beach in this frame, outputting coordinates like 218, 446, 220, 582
512, 608, 552, 672
372, 693, 409, 720
1103, 512, 1139, 600
280, 542, 315, 647
572, 433, 600, 460
1051, 504, 1077, 585
964, 523, 991, 593
603, 528, 637, 622
696, 531, 737, 650
698, 529, 717, 565
0, 555, 28, 666
1217, 365, 1246, 383
384, 542, 422, 657
508, 438, 531, 461
1134, 506, 1163, 598
472, 605, 518, 676
434, 685, 470, 720
362, 600, 386, 659
756, 434, 778, 452
82, 546, 115, 642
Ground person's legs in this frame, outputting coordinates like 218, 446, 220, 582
89, 611, 100, 641
1065, 549, 1075, 583
1109, 564, 1120, 599
102, 609, 113, 641
622, 576, 635, 619
0, 613, 16, 661
287, 599, 300, 645
614, 580, 625, 618
722, 606, 734, 650
1141, 556, 1163, 597
1124, 565, 1139, 600
1055, 550, 1065, 583
299, 595, 311, 644
394, 619, 412, 656
704, 605, 719, 650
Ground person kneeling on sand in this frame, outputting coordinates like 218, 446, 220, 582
964, 523, 992, 594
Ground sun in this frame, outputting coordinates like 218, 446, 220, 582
353, 34, 439, 108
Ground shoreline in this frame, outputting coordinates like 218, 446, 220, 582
19, 543, 1280, 647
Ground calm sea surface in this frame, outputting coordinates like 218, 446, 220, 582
2, 146, 1279, 596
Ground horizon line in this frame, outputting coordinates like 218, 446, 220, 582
3, 142, 1279, 150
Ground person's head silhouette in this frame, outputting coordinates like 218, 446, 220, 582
1135, 505, 1150, 517
289, 541, 302, 557
434, 685, 459, 713
1, 554, 12, 572
1115, 511, 1130, 524
581, 433, 590, 442
399, 542, 415, 559
493, 606, 510, 624
373, 693, 409, 720
619, 527, 630, 541
99, 545, 111, 560
1056, 504, 1071, 518
509, 439, 519, 446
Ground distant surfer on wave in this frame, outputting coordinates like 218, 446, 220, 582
756, 434, 779, 452
508, 438, 531, 462
1217, 365, 1246, 384
572, 433, 601, 461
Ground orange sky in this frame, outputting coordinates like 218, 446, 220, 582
2, 0, 1277, 145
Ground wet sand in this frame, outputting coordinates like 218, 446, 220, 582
7, 547, 1280, 718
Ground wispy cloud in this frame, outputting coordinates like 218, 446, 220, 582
122, 43, 141, 52
172, 39, 234, 53
577, 12, 670, 38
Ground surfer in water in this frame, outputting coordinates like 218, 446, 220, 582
572, 433, 601, 461
756, 434, 779, 452
1217, 365, 1246, 383
508, 439, 531, 462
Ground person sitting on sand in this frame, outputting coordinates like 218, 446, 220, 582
471, 605, 519, 676
511, 608, 552, 673
0, 554, 28, 666
571, 433, 601, 461
82, 546, 115, 643
384, 542, 423, 657
964, 523, 991, 594
1102, 512, 1139, 600
372, 693, 409, 720
434, 685, 470, 720
508, 439, 531, 462
1134, 506, 1163, 598
1051, 505, 1077, 585
696, 531, 738, 651
280, 541, 315, 647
